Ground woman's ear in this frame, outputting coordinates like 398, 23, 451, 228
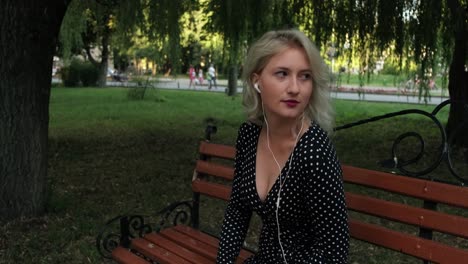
251, 73, 259, 84
251, 74, 261, 93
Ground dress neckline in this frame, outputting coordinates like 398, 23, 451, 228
252, 122, 313, 205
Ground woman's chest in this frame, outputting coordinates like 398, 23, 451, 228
239, 152, 311, 220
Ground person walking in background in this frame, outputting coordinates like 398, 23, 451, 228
198, 68, 204, 85
429, 78, 437, 90
207, 70, 213, 89
188, 64, 196, 89
208, 64, 217, 90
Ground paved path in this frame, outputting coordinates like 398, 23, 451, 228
54, 77, 449, 105
331, 91, 448, 105
144, 77, 449, 105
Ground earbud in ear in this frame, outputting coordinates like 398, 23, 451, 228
254, 83, 261, 93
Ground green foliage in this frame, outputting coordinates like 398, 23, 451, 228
380, 63, 399, 75
60, 59, 82, 87
205, 0, 291, 65
59, 0, 87, 60
61, 59, 99, 87
79, 61, 100, 86
147, 0, 192, 73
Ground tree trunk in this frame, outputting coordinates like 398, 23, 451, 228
446, 0, 468, 147
227, 65, 238, 96
0, 1, 69, 221
85, 33, 109, 87
97, 18, 111, 87
97, 35, 109, 87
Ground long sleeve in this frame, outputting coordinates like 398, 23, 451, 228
298, 131, 349, 263
216, 127, 253, 263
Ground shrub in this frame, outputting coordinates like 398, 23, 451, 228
80, 61, 99, 86
61, 59, 81, 87
61, 59, 99, 87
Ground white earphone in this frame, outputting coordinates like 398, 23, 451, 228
254, 83, 261, 93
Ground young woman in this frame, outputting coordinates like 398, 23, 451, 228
216, 29, 349, 263
188, 64, 196, 89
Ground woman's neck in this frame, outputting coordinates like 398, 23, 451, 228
263, 116, 308, 142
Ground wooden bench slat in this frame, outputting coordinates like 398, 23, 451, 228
131, 237, 192, 264
199, 141, 236, 160
112, 247, 151, 264
192, 179, 231, 200
173, 225, 254, 262
196, 160, 234, 180
159, 228, 218, 261
144, 232, 212, 264
346, 192, 468, 238
173, 225, 220, 246
343, 165, 468, 209
349, 219, 468, 264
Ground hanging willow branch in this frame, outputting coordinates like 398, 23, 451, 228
146, 0, 190, 73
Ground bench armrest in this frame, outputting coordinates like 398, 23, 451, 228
96, 200, 193, 259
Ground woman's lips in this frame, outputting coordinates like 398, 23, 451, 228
282, 100, 299, 107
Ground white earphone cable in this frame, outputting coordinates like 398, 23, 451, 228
262, 101, 304, 264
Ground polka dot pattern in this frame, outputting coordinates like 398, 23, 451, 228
216, 122, 349, 263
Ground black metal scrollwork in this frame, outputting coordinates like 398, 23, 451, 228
96, 215, 125, 259
154, 201, 192, 232
96, 201, 193, 258
128, 215, 152, 238
335, 99, 468, 186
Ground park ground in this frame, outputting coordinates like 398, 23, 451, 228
1, 87, 464, 264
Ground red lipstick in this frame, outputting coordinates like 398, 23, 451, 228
283, 99, 299, 107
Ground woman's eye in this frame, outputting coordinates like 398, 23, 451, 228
275, 71, 287, 77
300, 73, 312, 80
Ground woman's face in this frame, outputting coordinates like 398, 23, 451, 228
255, 46, 313, 121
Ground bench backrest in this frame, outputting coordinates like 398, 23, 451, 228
192, 141, 468, 263
192, 141, 236, 201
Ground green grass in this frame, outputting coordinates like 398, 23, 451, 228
336, 73, 401, 87
0, 87, 461, 264
335, 72, 447, 89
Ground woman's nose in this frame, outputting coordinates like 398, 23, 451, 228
287, 78, 300, 94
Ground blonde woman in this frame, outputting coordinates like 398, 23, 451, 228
216, 29, 349, 263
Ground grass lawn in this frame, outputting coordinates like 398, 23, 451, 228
0, 87, 463, 264
335, 72, 447, 89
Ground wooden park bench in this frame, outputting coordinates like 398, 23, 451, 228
96, 100, 468, 263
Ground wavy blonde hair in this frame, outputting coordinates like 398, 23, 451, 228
242, 29, 334, 134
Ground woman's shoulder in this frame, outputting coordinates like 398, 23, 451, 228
310, 121, 327, 133
236, 122, 260, 144
239, 121, 260, 134
302, 122, 332, 146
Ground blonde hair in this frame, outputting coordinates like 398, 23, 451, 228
242, 29, 334, 134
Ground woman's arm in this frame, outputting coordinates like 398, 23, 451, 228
301, 133, 349, 263
216, 127, 253, 263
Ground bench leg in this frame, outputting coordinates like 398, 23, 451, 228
418, 200, 437, 264
120, 216, 131, 248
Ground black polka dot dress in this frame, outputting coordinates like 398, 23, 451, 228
216, 122, 349, 263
